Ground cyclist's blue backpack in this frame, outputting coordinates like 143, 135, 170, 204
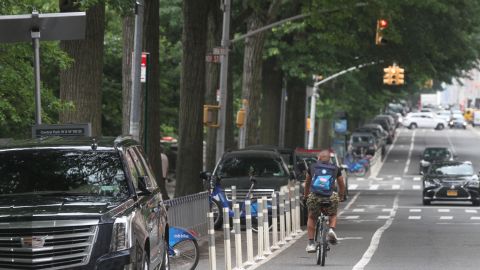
310, 162, 338, 196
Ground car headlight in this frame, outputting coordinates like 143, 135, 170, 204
424, 179, 440, 188
110, 216, 132, 252
466, 181, 480, 188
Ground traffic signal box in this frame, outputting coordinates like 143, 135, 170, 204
203, 105, 220, 127
375, 19, 388, 45
383, 64, 405, 85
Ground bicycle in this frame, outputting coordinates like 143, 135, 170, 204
200, 170, 272, 232
168, 226, 199, 270
314, 200, 332, 266
344, 153, 371, 176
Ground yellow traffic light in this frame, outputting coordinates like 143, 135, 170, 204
383, 66, 394, 85
203, 105, 220, 127
424, 79, 433, 88
236, 108, 246, 128
394, 66, 405, 85
375, 19, 388, 45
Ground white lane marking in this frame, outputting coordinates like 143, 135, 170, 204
466, 209, 478, 214
413, 177, 421, 181
373, 177, 384, 181
248, 192, 362, 270
409, 209, 422, 212
403, 130, 416, 174
440, 216, 453, 220
412, 185, 421, 190
357, 178, 365, 181
382, 208, 393, 212
353, 208, 365, 212
352, 194, 400, 270
438, 209, 450, 213
338, 236, 363, 240
344, 216, 360, 219
350, 184, 359, 190
393, 177, 402, 181
408, 216, 421, 220
471, 217, 480, 220
377, 216, 390, 219
369, 185, 379, 190
392, 185, 400, 190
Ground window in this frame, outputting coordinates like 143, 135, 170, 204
217, 156, 287, 178
0, 149, 129, 200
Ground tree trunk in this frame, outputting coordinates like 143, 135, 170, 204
284, 77, 306, 149
143, 0, 168, 199
175, 0, 209, 197
59, 1, 105, 136
121, 14, 134, 135
260, 57, 282, 145
205, 0, 221, 171
241, 14, 267, 146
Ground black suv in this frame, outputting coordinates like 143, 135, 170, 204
0, 136, 169, 270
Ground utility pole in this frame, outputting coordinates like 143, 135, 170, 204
215, 0, 231, 162
129, 0, 144, 141
278, 79, 287, 147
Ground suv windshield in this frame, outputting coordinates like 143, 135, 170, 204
217, 156, 287, 178
423, 148, 451, 160
430, 163, 474, 176
0, 149, 129, 199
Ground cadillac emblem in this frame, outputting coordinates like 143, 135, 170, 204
21, 236, 47, 248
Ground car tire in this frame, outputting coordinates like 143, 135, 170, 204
409, 123, 417, 129
422, 199, 431, 206
436, 124, 444, 130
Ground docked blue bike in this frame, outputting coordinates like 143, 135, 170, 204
168, 226, 199, 270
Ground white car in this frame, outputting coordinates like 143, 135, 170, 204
402, 112, 447, 130
436, 110, 451, 122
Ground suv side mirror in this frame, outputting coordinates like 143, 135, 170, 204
200, 171, 212, 181
137, 176, 151, 196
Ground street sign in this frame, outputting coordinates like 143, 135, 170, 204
206, 53, 221, 63
140, 52, 149, 83
32, 123, 91, 138
213, 47, 227, 55
333, 119, 348, 133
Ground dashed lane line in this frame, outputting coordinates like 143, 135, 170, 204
403, 130, 416, 174
408, 216, 421, 220
352, 194, 400, 270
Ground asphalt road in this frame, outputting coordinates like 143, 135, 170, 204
252, 126, 480, 270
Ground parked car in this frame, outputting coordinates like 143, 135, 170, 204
243, 144, 306, 180
355, 124, 387, 155
436, 110, 452, 123
348, 132, 379, 156
212, 149, 294, 201
402, 112, 447, 130
0, 136, 169, 270
422, 161, 480, 206
419, 147, 455, 174
449, 114, 467, 129
370, 117, 394, 144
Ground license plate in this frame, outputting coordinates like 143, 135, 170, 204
447, 190, 458, 196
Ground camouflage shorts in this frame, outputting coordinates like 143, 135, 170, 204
306, 192, 339, 218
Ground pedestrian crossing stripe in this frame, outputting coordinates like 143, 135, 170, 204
392, 185, 400, 190
413, 177, 421, 181
377, 216, 390, 219
440, 216, 453, 220
369, 185, 379, 190
382, 209, 393, 212
466, 210, 478, 213
349, 184, 358, 190
471, 217, 480, 220
412, 185, 421, 190
394, 177, 402, 181
408, 216, 421, 220
344, 216, 359, 219
353, 209, 365, 212
409, 209, 421, 212
438, 209, 450, 213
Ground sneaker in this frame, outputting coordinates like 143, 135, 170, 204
327, 228, 338, 245
305, 243, 316, 253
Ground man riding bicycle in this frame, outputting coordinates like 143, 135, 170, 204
304, 150, 346, 253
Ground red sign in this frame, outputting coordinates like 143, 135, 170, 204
141, 52, 149, 83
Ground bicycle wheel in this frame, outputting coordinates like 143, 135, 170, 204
321, 225, 328, 266
315, 220, 322, 265
211, 198, 223, 229
169, 238, 199, 270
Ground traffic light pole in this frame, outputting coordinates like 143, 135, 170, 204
307, 61, 380, 149
216, 0, 231, 162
